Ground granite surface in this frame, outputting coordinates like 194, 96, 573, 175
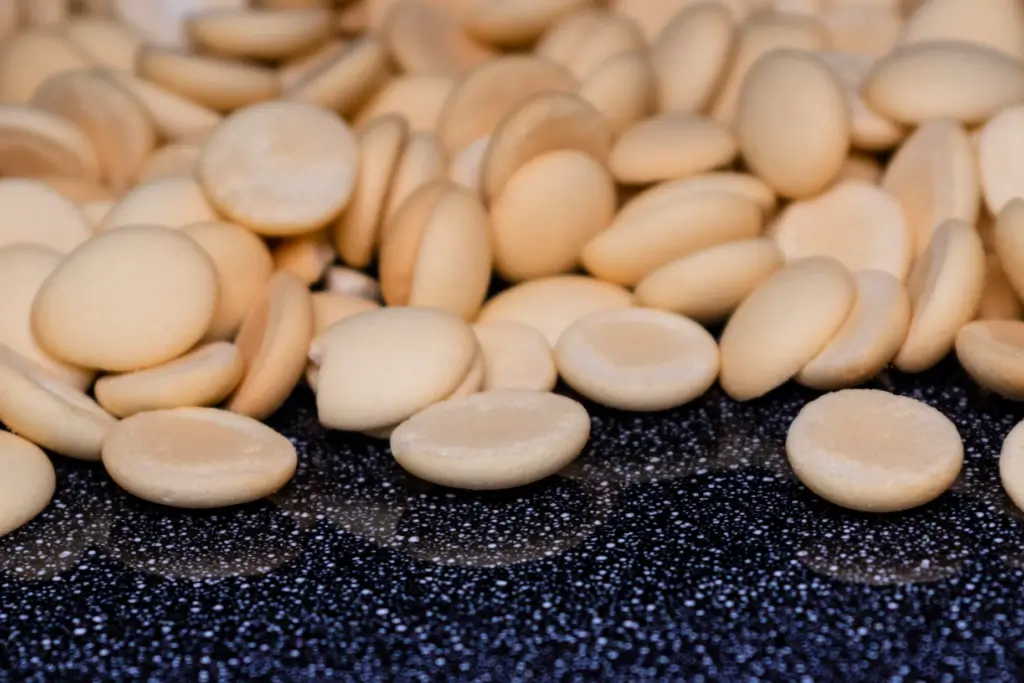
3, 358, 1024, 681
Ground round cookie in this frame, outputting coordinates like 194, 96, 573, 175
102, 407, 297, 509
787, 389, 963, 512
797, 270, 911, 390
490, 150, 615, 282
473, 321, 557, 392
182, 221, 275, 341
0, 345, 117, 461
719, 257, 856, 401
956, 320, 1024, 400
1001, 418, 1024, 511
0, 178, 91, 253
0, 431, 55, 538
315, 307, 478, 432
390, 389, 591, 490
635, 238, 784, 324
894, 219, 986, 373
555, 308, 720, 412
227, 271, 313, 420
770, 180, 913, 280
477, 275, 633, 346
735, 49, 849, 198
100, 176, 218, 232
94, 342, 244, 418
0, 244, 93, 391
31, 225, 219, 372
198, 100, 359, 236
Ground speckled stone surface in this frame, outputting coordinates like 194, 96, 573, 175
4, 358, 1024, 681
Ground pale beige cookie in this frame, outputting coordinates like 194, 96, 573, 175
198, 101, 359, 236
711, 13, 830, 125
449, 135, 489, 199
100, 176, 218, 232
822, 4, 901, 58
534, 8, 645, 82
480, 91, 612, 202
312, 291, 380, 333
354, 335, 486, 428
32, 225, 219, 372
555, 307, 719, 412
187, 7, 333, 60
0, 179, 91, 253
898, 0, 1024, 61
0, 431, 55, 539
578, 50, 656, 135
32, 175, 113, 203
227, 271, 313, 420
994, 199, 1024, 303
817, 51, 906, 151
272, 233, 335, 286
609, 114, 737, 185
797, 270, 911, 390
787, 389, 963, 512
32, 69, 155, 193
436, 55, 578, 155
736, 50, 850, 199
279, 39, 347, 91
389, 389, 590, 490
107, 72, 221, 142
137, 142, 202, 183
0, 104, 101, 181
651, 1, 734, 114
379, 181, 492, 320
95, 342, 244, 418
582, 190, 763, 286
383, 131, 447, 224
477, 275, 633, 345
957, 320, 1024, 399
771, 180, 912, 280
383, 0, 494, 75
0, 28, 91, 103
464, 0, 590, 46
473, 321, 557, 392
314, 306, 478, 431
102, 407, 296, 509
977, 253, 1023, 321
334, 115, 408, 269
324, 265, 382, 301
0, 244, 92, 391
490, 150, 615, 282
618, 172, 778, 219
61, 17, 141, 72
1002, 418, 1024, 510
354, 74, 455, 133
719, 257, 856, 401
283, 36, 390, 116
137, 47, 280, 113
183, 221, 275, 340
0, 345, 117, 460
977, 105, 1024, 215
895, 219, 986, 373
863, 42, 1024, 125
611, 0, 746, 40
882, 119, 978, 256
836, 153, 884, 184
635, 237, 784, 324
112, 0, 247, 47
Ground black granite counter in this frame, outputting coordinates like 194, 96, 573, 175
3, 358, 1024, 681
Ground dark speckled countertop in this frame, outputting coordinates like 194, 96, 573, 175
4, 358, 1024, 681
